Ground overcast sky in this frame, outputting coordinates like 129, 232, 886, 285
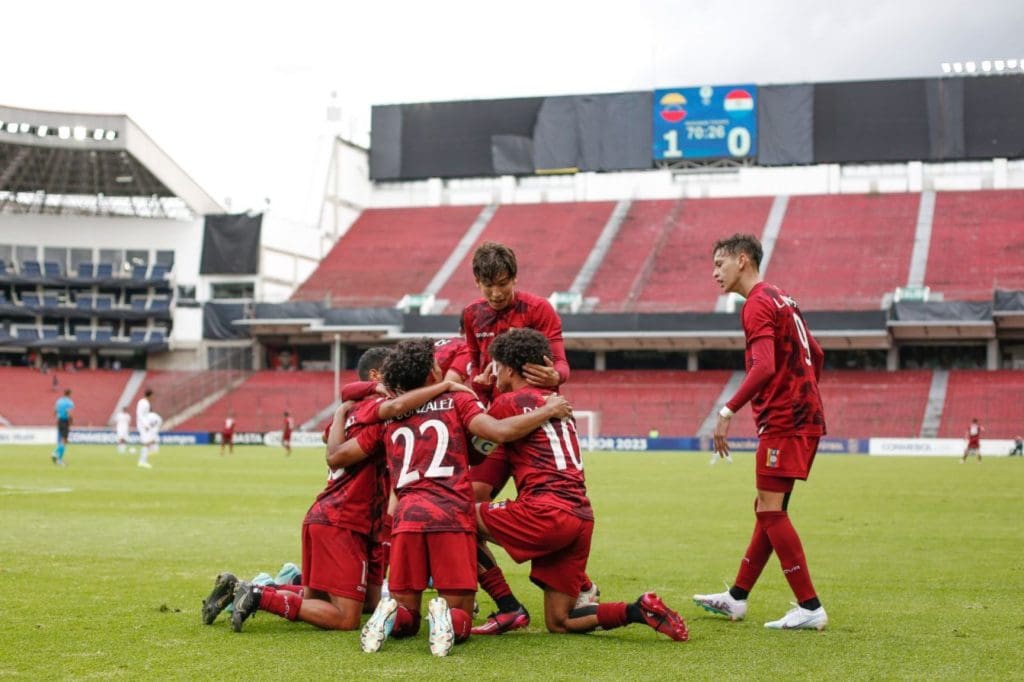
2, 0, 1021, 223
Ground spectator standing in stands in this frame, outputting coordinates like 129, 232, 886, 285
693, 233, 829, 631
962, 418, 983, 463
136, 389, 155, 468
114, 406, 132, 454
53, 389, 74, 466
221, 412, 236, 455
1010, 436, 1023, 457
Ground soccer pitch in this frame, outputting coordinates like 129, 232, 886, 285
2, 445, 1021, 680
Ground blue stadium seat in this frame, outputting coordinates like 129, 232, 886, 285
76, 295, 93, 310
42, 295, 59, 308
129, 329, 148, 343
15, 326, 39, 341
41, 326, 60, 340
0, 260, 8, 275
95, 328, 114, 342
75, 328, 93, 342
77, 262, 95, 278
131, 264, 148, 280
149, 329, 167, 343
130, 296, 147, 311
22, 261, 42, 277
96, 262, 114, 278
43, 261, 62, 277
150, 264, 170, 280
21, 293, 41, 307
150, 297, 170, 311
0, 291, 7, 304
95, 295, 114, 310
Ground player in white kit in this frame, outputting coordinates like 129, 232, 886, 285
136, 389, 155, 469
114, 407, 132, 454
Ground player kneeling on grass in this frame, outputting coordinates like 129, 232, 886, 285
474, 328, 688, 641
329, 338, 572, 656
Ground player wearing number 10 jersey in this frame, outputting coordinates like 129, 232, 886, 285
476, 329, 688, 641
695, 233, 828, 631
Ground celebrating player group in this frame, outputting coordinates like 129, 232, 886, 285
201, 235, 828, 656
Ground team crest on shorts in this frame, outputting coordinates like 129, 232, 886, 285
767, 448, 780, 468
490, 500, 509, 510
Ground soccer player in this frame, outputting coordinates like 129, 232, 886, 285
1010, 436, 1023, 457
327, 338, 572, 656
136, 389, 155, 469
282, 411, 294, 456
114, 406, 132, 454
220, 412, 236, 455
138, 411, 163, 469
224, 346, 478, 634
693, 233, 829, 631
962, 418, 983, 463
52, 389, 74, 466
474, 329, 688, 641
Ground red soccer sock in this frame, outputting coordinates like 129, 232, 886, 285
258, 586, 302, 621
275, 584, 303, 594
759, 510, 818, 603
450, 608, 471, 643
596, 602, 629, 630
478, 566, 514, 603
391, 606, 420, 638
734, 516, 775, 593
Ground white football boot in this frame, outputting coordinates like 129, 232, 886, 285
764, 604, 828, 631
360, 597, 398, 653
575, 582, 601, 609
427, 597, 455, 657
692, 588, 747, 621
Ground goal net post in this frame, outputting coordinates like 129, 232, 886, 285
574, 410, 599, 452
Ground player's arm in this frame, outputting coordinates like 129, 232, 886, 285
324, 401, 366, 469
468, 394, 572, 443
375, 380, 474, 421
342, 381, 383, 402
523, 301, 570, 388
809, 332, 824, 383
714, 303, 775, 457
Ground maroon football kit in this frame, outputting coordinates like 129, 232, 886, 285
434, 337, 473, 382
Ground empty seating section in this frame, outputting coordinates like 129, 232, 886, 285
927, 190, 1024, 301
292, 206, 483, 307
938, 371, 1024, 439
0, 367, 131, 427
559, 370, 732, 437
437, 202, 615, 313
767, 194, 919, 310
176, 371, 353, 433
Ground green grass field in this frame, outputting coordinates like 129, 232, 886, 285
2, 445, 1022, 680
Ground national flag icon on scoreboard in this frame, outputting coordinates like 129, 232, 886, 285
658, 92, 687, 123
723, 89, 755, 117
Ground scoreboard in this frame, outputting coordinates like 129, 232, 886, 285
652, 85, 758, 161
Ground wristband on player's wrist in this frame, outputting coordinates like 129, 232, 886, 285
719, 406, 734, 419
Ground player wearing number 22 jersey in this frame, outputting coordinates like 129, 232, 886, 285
475, 328, 688, 641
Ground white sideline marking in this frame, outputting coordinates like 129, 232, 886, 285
0, 485, 73, 495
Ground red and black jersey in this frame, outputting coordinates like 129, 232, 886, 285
739, 282, 826, 437
462, 291, 569, 393
434, 338, 473, 381
357, 391, 484, 535
304, 397, 387, 536
488, 387, 592, 520
283, 416, 294, 438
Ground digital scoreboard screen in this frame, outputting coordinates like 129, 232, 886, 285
652, 85, 758, 161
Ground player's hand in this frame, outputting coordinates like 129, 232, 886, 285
543, 393, 573, 420
473, 362, 496, 387
374, 382, 393, 398
524, 356, 559, 388
712, 415, 732, 459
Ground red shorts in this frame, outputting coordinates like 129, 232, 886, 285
222, 432, 234, 444
301, 523, 368, 601
469, 446, 511, 495
480, 499, 593, 598
367, 539, 389, 587
283, 431, 292, 444
967, 438, 980, 451
388, 531, 477, 593
755, 435, 819, 493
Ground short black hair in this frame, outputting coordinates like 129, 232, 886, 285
357, 346, 392, 381
63, 388, 72, 396
489, 328, 551, 375
712, 233, 763, 269
381, 338, 436, 393
144, 388, 153, 397
472, 241, 517, 282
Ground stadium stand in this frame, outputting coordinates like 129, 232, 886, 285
292, 206, 484, 307
0, 367, 131, 427
436, 201, 616, 313
767, 193, 920, 310
559, 369, 733, 437
175, 370, 351, 433
938, 370, 1024, 439
926, 190, 1024, 301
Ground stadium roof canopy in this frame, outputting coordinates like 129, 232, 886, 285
0, 104, 222, 218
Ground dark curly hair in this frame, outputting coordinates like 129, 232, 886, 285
472, 241, 517, 282
381, 338, 436, 392
356, 346, 392, 381
712, 233, 763, 269
488, 328, 550, 375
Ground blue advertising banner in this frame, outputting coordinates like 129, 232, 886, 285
652, 85, 758, 160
